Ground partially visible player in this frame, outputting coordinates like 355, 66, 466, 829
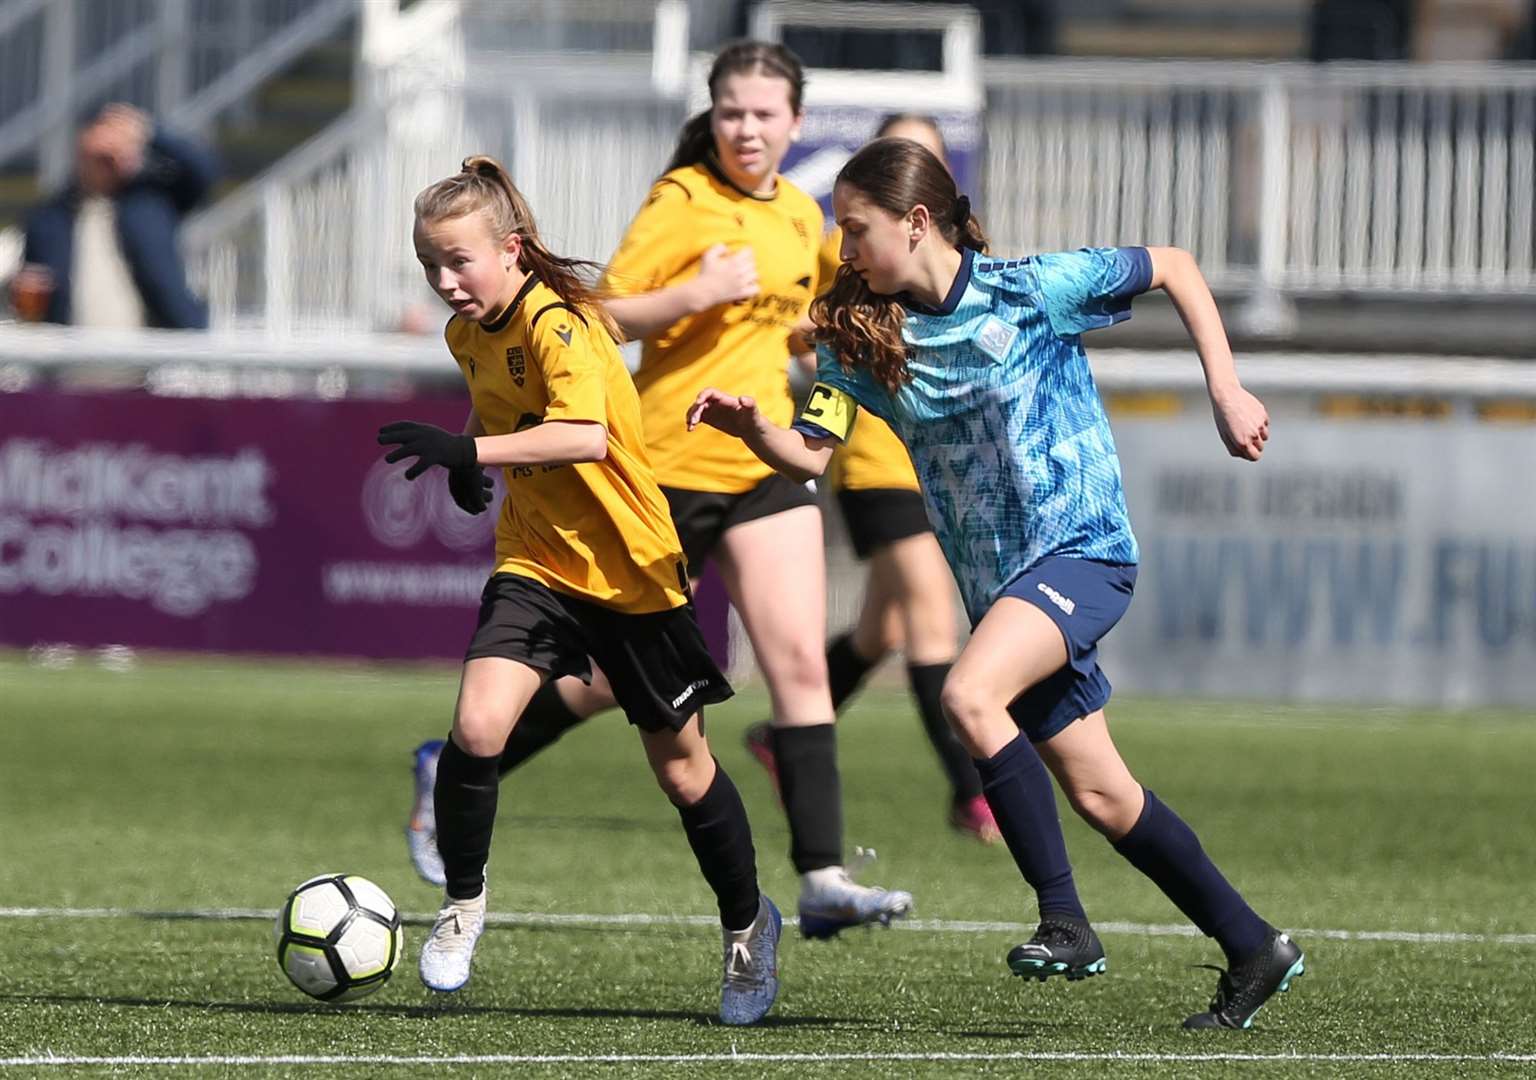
686, 137, 1305, 1030
744, 113, 995, 845
405, 42, 912, 942
381, 156, 779, 1026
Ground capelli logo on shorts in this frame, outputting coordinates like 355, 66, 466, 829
671, 679, 711, 710
1036, 582, 1076, 615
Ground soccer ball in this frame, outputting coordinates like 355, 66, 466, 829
273, 874, 405, 1002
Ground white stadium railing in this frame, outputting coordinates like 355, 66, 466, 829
983, 57, 1536, 332
7, 0, 1521, 336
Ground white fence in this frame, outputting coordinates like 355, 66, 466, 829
984, 59, 1536, 309
161, 1, 1536, 335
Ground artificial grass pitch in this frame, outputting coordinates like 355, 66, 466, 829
2, 652, 1534, 1078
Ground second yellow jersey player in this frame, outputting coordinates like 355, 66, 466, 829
605, 158, 824, 494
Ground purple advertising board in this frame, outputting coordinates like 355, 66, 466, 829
0, 390, 729, 662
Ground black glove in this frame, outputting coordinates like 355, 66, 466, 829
377, 421, 477, 480
448, 464, 494, 515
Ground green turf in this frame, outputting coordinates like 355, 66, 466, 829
2, 652, 1534, 1079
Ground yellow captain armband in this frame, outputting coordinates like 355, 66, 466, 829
797, 381, 857, 441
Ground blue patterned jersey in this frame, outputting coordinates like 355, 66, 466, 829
796, 246, 1151, 621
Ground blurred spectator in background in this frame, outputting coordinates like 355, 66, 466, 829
9, 104, 218, 329
1309, 0, 1415, 59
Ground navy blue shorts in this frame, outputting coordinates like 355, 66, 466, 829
990, 556, 1137, 744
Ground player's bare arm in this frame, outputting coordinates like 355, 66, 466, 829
604, 244, 758, 340
686, 388, 833, 482
1145, 245, 1270, 462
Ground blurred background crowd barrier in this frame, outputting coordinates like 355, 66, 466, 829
0, 0, 1533, 706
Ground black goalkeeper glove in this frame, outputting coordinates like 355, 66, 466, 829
377, 421, 478, 480
447, 464, 494, 515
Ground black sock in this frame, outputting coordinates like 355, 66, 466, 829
497, 682, 588, 777
974, 733, 1086, 920
907, 662, 984, 801
826, 631, 879, 710
674, 761, 761, 930
434, 737, 501, 901
771, 723, 843, 873
1112, 788, 1270, 964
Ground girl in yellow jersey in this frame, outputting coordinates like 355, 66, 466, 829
745, 115, 998, 845
377, 157, 780, 1025
485, 42, 913, 940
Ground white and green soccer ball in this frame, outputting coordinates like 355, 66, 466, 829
273, 874, 404, 1002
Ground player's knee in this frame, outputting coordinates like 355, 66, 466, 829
764, 636, 830, 696
939, 674, 997, 740
453, 706, 509, 758
651, 752, 712, 805
1063, 784, 1139, 838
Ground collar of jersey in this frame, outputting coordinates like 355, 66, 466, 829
479, 274, 539, 333
900, 246, 973, 317
701, 154, 777, 202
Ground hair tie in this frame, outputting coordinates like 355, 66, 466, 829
952, 194, 972, 226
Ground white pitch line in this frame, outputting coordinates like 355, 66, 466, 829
1, 904, 1533, 947
4, 1052, 1536, 1068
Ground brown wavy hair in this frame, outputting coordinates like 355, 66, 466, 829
414, 155, 619, 340
810, 138, 987, 392
666, 40, 805, 174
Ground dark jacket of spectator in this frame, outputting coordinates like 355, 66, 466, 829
22, 128, 219, 329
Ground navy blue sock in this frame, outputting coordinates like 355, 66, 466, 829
1112, 788, 1270, 964
974, 733, 1085, 920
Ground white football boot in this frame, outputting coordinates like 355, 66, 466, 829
419, 890, 486, 992
797, 851, 913, 939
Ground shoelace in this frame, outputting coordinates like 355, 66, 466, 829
724, 941, 757, 989
429, 910, 480, 956
845, 846, 879, 878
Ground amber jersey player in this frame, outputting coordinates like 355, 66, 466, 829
378, 155, 780, 1026
412, 41, 913, 941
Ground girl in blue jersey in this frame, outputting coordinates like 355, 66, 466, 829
687, 136, 1305, 1031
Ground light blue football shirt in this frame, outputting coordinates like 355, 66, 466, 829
797, 246, 1151, 622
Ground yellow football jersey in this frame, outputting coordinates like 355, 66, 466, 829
815, 228, 921, 494
444, 277, 688, 614
604, 161, 824, 493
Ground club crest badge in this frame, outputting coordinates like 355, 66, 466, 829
975, 316, 1018, 363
